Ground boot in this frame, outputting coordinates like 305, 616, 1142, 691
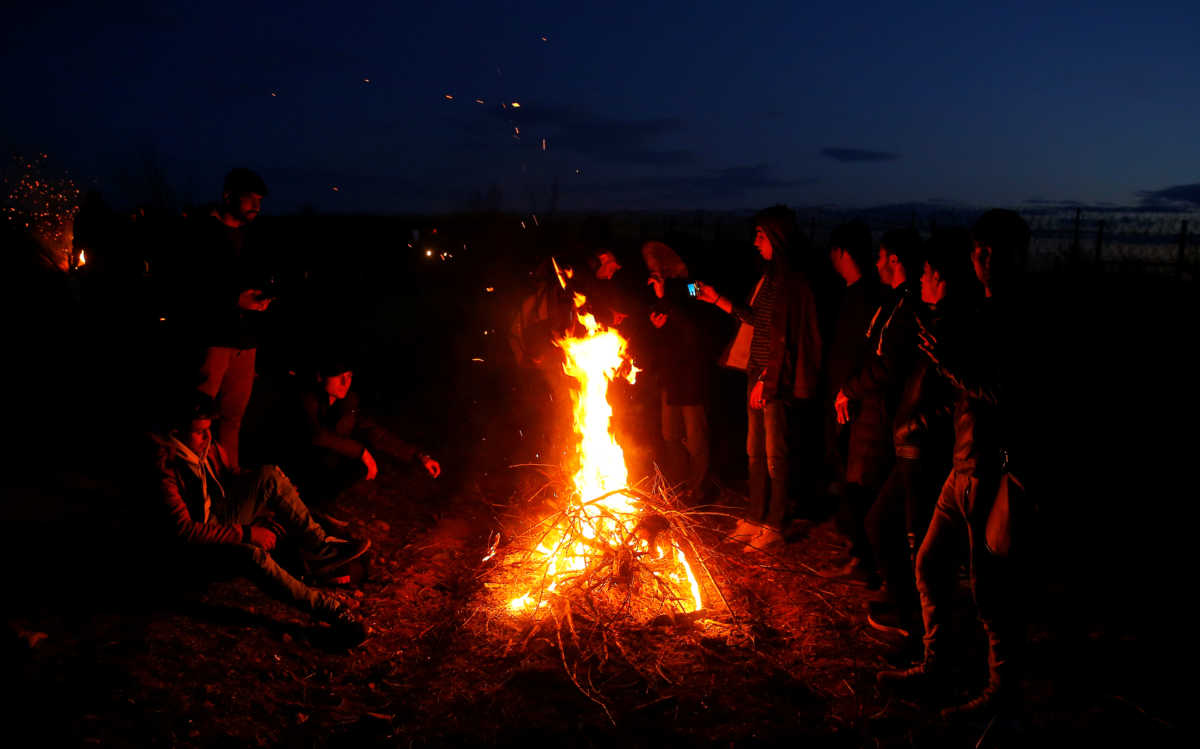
939, 681, 1017, 720
315, 600, 369, 648
877, 658, 943, 692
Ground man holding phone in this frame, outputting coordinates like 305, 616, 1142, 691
170, 168, 273, 471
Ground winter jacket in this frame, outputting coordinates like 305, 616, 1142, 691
732, 270, 823, 401
295, 390, 419, 463
892, 300, 953, 460
164, 213, 274, 349
151, 433, 246, 545
928, 297, 1013, 475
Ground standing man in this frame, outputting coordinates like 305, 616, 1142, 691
172, 168, 272, 471
696, 206, 823, 551
824, 221, 884, 586
879, 210, 1030, 719
643, 241, 711, 502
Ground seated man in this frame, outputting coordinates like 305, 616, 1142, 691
151, 391, 370, 647
282, 355, 441, 523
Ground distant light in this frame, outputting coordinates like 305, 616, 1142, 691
425, 249, 433, 257
270, 91, 278, 97
331, 186, 340, 192
540, 35, 548, 42
363, 78, 371, 83
471, 358, 485, 363
475, 98, 485, 104
443, 93, 454, 100
485, 287, 494, 292
510, 101, 521, 108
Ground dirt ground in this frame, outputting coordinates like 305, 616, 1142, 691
5, 444, 1182, 748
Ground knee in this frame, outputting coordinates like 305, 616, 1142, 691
766, 456, 788, 478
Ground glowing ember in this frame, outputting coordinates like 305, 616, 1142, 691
507, 295, 703, 616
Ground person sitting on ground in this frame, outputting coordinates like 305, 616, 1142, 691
280, 353, 441, 525
149, 391, 370, 647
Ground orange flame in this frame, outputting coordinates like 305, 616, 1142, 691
508, 296, 703, 615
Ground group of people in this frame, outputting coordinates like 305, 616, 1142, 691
522, 205, 1029, 720
149, 169, 441, 648
72, 165, 1025, 713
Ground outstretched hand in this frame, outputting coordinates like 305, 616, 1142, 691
238, 288, 272, 312
834, 388, 852, 425
362, 448, 379, 480
749, 380, 766, 410
420, 454, 441, 479
693, 281, 719, 304
248, 525, 277, 551
915, 316, 941, 366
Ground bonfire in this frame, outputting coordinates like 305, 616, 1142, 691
483, 263, 733, 636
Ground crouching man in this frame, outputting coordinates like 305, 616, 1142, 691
280, 354, 441, 526
151, 391, 371, 647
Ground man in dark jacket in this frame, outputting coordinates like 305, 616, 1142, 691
878, 210, 1030, 719
696, 206, 823, 550
167, 168, 273, 471
151, 391, 370, 646
824, 221, 884, 586
864, 229, 960, 640
280, 355, 441, 521
644, 241, 710, 501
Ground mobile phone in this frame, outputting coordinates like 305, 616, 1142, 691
687, 282, 697, 297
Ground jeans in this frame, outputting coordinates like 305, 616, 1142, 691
660, 390, 710, 496
866, 458, 936, 621
746, 385, 789, 530
195, 465, 338, 619
197, 346, 256, 471
915, 469, 1018, 688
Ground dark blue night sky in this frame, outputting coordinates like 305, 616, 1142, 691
4, 0, 1199, 213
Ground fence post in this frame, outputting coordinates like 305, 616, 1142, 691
1071, 207, 1082, 265
1178, 220, 1189, 277
1094, 220, 1105, 269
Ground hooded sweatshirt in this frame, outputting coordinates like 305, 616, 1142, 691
151, 432, 246, 545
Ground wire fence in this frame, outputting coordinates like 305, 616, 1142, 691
591, 207, 1200, 280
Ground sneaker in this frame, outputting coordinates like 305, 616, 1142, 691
324, 607, 369, 648
745, 525, 784, 552
312, 509, 351, 530
728, 519, 760, 544
304, 536, 371, 571
939, 683, 1016, 721
877, 660, 941, 691
832, 556, 882, 590
867, 600, 918, 639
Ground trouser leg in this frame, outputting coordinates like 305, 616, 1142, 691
223, 465, 327, 549
746, 399, 767, 523
681, 404, 710, 495
868, 461, 917, 614
217, 543, 339, 619
916, 472, 964, 664
660, 392, 689, 489
965, 474, 1019, 691
198, 346, 256, 471
763, 399, 789, 530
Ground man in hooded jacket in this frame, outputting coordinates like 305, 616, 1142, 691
696, 205, 823, 550
150, 391, 371, 646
